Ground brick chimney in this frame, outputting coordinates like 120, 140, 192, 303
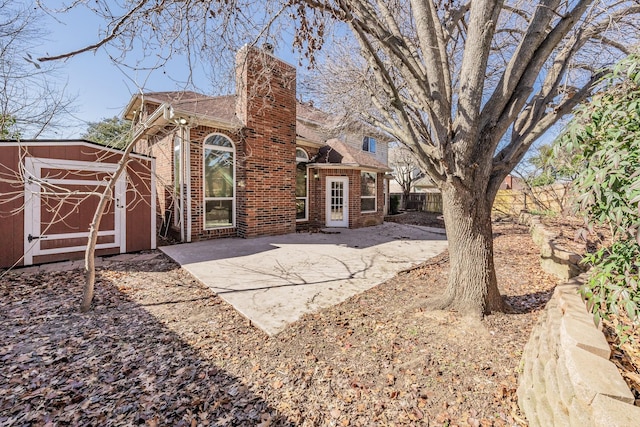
234, 45, 297, 237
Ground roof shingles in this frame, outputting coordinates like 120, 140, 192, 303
133, 91, 388, 170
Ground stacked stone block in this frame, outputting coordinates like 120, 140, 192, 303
518, 276, 640, 426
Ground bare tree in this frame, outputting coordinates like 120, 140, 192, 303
292, 0, 640, 316
0, 0, 74, 138
38, 0, 640, 317
388, 144, 425, 209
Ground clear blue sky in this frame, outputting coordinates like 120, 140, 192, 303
38, 4, 299, 138
37, 3, 559, 152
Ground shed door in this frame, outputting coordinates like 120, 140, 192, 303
23, 158, 126, 265
325, 176, 349, 228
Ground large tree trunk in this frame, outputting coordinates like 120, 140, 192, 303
402, 189, 410, 210
436, 183, 506, 317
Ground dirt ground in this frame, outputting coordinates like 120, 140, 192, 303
0, 214, 587, 426
384, 211, 446, 229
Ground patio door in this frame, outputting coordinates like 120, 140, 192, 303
326, 177, 349, 227
23, 157, 126, 265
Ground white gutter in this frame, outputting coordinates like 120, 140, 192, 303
184, 126, 192, 243
178, 132, 185, 243
150, 157, 157, 249
307, 163, 392, 173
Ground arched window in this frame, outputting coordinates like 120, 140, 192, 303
203, 134, 235, 229
296, 148, 309, 221
296, 148, 309, 162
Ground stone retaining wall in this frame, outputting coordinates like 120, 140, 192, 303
518, 277, 640, 426
518, 212, 585, 280
517, 215, 640, 425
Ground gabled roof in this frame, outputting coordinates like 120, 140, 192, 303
125, 91, 331, 145
124, 91, 391, 153
124, 92, 242, 129
311, 139, 391, 172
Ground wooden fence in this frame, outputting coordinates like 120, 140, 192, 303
493, 183, 571, 216
394, 193, 443, 213
393, 183, 571, 217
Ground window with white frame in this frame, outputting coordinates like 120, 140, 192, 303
362, 136, 376, 153
361, 171, 377, 212
203, 134, 234, 229
296, 148, 309, 220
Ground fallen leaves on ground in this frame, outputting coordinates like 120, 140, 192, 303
1, 217, 561, 426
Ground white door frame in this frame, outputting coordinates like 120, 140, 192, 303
325, 176, 349, 228
23, 157, 126, 265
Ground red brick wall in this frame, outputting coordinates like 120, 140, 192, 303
236, 46, 297, 238
307, 168, 385, 229
133, 48, 388, 243
352, 171, 385, 228
189, 126, 240, 241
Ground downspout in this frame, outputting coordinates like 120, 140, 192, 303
184, 126, 192, 242
178, 130, 185, 243
135, 104, 188, 242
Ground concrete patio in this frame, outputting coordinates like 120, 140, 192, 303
160, 222, 448, 335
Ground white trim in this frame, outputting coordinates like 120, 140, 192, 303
23, 157, 126, 266
116, 176, 126, 253
0, 140, 153, 161
150, 157, 157, 249
37, 242, 119, 256
172, 113, 238, 132
174, 134, 184, 241
307, 163, 392, 173
295, 147, 309, 162
296, 137, 325, 149
360, 171, 377, 213
295, 158, 309, 222
325, 176, 349, 228
30, 157, 119, 173
383, 177, 389, 216
203, 133, 236, 231
23, 157, 37, 265
185, 127, 192, 242
39, 230, 114, 240
43, 179, 108, 187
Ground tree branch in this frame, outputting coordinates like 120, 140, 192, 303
37, 0, 150, 62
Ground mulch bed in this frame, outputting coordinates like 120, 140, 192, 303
2, 217, 564, 426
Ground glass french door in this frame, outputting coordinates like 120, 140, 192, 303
326, 177, 349, 227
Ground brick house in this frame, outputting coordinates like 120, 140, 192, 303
124, 45, 391, 242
